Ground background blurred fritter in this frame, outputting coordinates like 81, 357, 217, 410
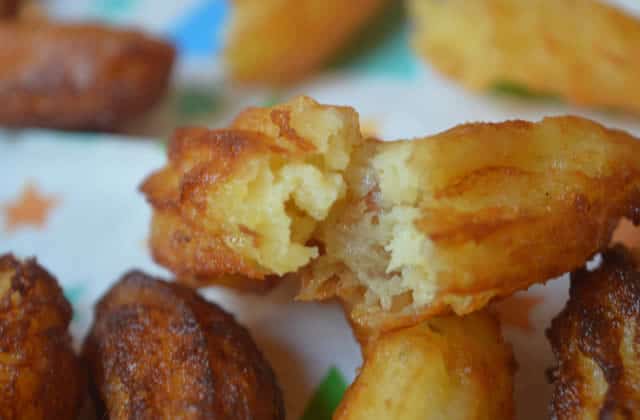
335, 312, 515, 420
409, 0, 640, 113
0, 0, 19, 17
0, 22, 175, 131
141, 96, 361, 287
0, 254, 84, 420
225, 0, 388, 84
548, 245, 640, 419
83, 270, 284, 419
300, 116, 640, 332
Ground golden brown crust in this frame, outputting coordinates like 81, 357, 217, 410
409, 0, 640, 113
0, 254, 84, 420
0, 22, 175, 130
83, 270, 284, 419
335, 312, 516, 420
547, 245, 640, 419
300, 116, 640, 332
225, 0, 389, 84
141, 127, 299, 283
141, 96, 361, 287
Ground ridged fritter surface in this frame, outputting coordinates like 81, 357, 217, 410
0, 22, 174, 130
83, 270, 284, 419
548, 245, 640, 419
225, 0, 388, 84
336, 312, 515, 420
0, 254, 84, 420
300, 116, 640, 332
409, 0, 640, 113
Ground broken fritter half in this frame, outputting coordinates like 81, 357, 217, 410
0, 254, 84, 420
300, 116, 640, 332
141, 96, 361, 287
0, 22, 175, 131
409, 0, 640, 113
224, 0, 388, 84
547, 245, 640, 419
335, 312, 515, 420
83, 270, 284, 419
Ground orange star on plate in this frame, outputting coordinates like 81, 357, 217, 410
491, 295, 544, 333
3, 182, 60, 233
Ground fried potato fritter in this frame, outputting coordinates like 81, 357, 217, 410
335, 312, 515, 420
83, 270, 285, 419
548, 245, 640, 419
300, 116, 640, 332
141, 96, 361, 286
225, 0, 388, 84
0, 254, 84, 420
0, 22, 175, 131
142, 97, 640, 329
409, 0, 640, 113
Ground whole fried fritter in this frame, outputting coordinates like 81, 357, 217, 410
0, 22, 175, 131
0, 0, 19, 17
141, 96, 361, 287
335, 312, 515, 420
409, 0, 640, 113
83, 270, 284, 419
299, 116, 640, 332
225, 0, 388, 84
548, 245, 640, 419
0, 254, 84, 420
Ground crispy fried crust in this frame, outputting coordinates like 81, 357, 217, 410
0, 0, 19, 17
300, 116, 640, 332
547, 245, 640, 419
409, 0, 640, 113
0, 254, 84, 420
225, 0, 388, 84
141, 96, 361, 287
0, 22, 175, 131
83, 270, 285, 419
335, 312, 516, 420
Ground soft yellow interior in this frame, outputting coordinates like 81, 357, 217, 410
209, 104, 360, 276
317, 140, 439, 311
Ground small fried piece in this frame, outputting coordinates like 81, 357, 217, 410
0, 254, 84, 420
0, 0, 19, 17
141, 96, 361, 286
225, 0, 388, 84
300, 116, 640, 332
409, 0, 640, 113
548, 245, 640, 419
335, 312, 515, 420
83, 270, 284, 419
0, 22, 175, 131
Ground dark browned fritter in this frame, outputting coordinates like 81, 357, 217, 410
0, 254, 84, 420
547, 245, 640, 419
0, 0, 19, 17
83, 270, 285, 420
0, 22, 175, 131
